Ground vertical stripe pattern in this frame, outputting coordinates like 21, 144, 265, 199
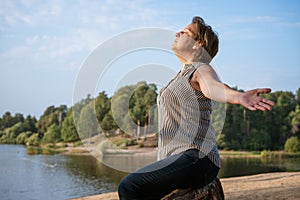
157, 63, 220, 167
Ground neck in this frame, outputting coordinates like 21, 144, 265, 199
177, 56, 190, 71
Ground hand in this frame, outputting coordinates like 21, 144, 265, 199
239, 88, 275, 111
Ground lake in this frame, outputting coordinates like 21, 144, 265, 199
0, 144, 299, 200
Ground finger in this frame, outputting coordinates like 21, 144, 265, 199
254, 104, 267, 111
262, 98, 275, 106
258, 102, 272, 111
256, 88, 272, 94
247, 105, 257, 111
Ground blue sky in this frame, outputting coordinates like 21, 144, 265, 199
1, 0, 300, 118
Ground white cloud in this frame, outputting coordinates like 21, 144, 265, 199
230, 15, 280, 24
0, 0, 167, 72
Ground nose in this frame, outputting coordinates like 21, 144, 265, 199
176, 30, 185, 38
176, 31, 183, 37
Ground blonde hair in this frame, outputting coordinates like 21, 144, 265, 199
192, 16, 219, 59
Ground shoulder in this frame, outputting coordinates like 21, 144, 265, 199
195, 63, 214, 73
192, 63, 215, 79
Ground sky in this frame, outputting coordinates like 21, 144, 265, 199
1, 0, 300, 118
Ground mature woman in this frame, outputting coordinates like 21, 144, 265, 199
118, 16, 275, 200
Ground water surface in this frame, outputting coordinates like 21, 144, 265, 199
0, 145, 299, 200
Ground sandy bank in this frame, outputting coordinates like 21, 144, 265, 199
70, 172, 300, 200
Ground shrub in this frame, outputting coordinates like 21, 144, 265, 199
284, 136, 300, 153
16, 131, 33, 144
42, 124, 61, 144
27, 134, 40, 146
217, 134, 227, 150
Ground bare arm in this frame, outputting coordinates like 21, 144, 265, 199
193, 64, 275, 111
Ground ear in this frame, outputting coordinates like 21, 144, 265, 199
199, 41, 204, 47
192, 41, 204, 50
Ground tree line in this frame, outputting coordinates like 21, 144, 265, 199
0, 82, 299, 152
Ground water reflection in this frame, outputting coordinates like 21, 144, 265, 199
97, 151, 157, 172
62, 155, 128, 188
219, 157, 300, 178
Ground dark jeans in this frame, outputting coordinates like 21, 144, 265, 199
118, 149, 219, 200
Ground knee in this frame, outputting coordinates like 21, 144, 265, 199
117, 178, 128, 198
118, 176, 138, 200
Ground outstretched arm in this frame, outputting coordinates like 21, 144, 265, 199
193, 64, 275, 111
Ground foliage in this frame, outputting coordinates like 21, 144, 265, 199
27, 133, 41, 146
100, 111, 118, 132
290, 105, 300, 135
42, 124, 61, 144
0, 84, 299, 154
0, 122, 25, 144
61, 108, 79, 142
242, 129, 271, 151
23, 115, 38, 133
220, 89, 300, 151
217, 134, 227, 150
0, 112, 24, 130
284, 136, 300, 153
95, 92, 110, 123
16, 131, 33, 144
77, 101, 99, 139
37, 105, 67, 134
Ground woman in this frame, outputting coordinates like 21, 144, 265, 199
118, 16, 275, 200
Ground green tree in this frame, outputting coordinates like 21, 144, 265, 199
129, 82, 157, 137
73, 94, 92, 123
242, 129, 271, 151
296, 88, 300, 106
0, 122, 25, 144
95, 92, 110, 123
284, 136, 300, 153
222, 103, 244, 150
100, 111, 118, 132
111, 85, 136, 134
14, 113, 24, 124
16, 131, 33, 144
290, 105, 300, 136
37, 105, 67, 134
217, 134, 227, 150
61, 108, 79, 142
27, 133, 40, 146
77, 101, 99, 139
143, 84, 158, 134
272, 92, 296, 148
42, 124, 61, 144
0, 112, 15, 130
23, 115, 37, 133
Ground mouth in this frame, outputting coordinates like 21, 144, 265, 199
173, 38, 177, 44
172, 40, 176, 48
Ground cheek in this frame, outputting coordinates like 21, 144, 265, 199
173, 36, 195, 52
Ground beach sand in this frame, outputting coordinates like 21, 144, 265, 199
70, 171, 300, 200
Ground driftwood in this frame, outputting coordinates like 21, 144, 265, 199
161, 177, 224, 200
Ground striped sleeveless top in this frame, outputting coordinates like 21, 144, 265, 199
157, 63, 220, 167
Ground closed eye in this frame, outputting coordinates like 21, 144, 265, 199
183, 29, 195, 37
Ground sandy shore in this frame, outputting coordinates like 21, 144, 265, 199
70, 172, 300, 200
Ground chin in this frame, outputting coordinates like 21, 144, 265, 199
171, 46, 176, 52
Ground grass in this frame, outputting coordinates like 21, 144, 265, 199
260, 150, 300, 158
219, 150, 260, 157
26, 146, 66, 155
220, 150, 300, 158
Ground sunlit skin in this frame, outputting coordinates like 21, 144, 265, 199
172, 23, 275, 111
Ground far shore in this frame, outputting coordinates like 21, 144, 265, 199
58, 142, 300, 159
70, 172, 300, 200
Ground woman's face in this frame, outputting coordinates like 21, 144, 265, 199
172, 23, 202, 62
